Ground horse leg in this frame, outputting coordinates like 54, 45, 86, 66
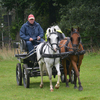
74, 70, 77, 89
46, 64, 53, 92
55, 63, 61, 89
69, 62, 72, 83
62, 59, 69, 87
77, 59, 83, 91
39, 63, 43, 88
71, 60, 83, 90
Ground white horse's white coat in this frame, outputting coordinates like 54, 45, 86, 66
51, 25, 61, 31
46, 25, 62, 39
36, 28, 61, 91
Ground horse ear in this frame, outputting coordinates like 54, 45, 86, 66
77, 27, 79, 31
49, 29, 51, 33
70, 37, 72, 42
71, 27, 74, 31
54, 28, 56, 32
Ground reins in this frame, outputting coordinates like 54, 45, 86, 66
47, 43, 59, 52
59, 41, 80, 51
59, 33, 83, 54
41, 35, 60, 68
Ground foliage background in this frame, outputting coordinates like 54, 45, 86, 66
0, 0, 100, 44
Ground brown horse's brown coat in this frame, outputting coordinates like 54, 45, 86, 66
59, 39, 73, 82
59, 27, 84, 90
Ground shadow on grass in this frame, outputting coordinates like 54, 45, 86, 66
79, 96, 96, 100
30, 81, 57, 89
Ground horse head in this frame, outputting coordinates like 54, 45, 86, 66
47, 31, 59, 52
70, 27, 81, 50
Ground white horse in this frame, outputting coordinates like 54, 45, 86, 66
36, 28, 61, 91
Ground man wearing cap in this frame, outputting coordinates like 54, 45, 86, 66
20, 14, 44, 52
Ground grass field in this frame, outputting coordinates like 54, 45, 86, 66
0, 52, 100, 100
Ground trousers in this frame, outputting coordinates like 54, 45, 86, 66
26, 38, 44, 52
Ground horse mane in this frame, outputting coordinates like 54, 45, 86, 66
48, 25, 62, 33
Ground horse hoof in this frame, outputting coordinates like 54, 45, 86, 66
74, 86, 77, 89
78, 86, 83, 91
50, 89, 54, 92
55, 85, 59, 89
40, 84, 43, 88
55, 84, 59, 89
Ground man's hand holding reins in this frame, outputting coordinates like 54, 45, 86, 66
29, 38, 33, 41
37, 36, 41, 40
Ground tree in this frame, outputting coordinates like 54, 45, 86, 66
59, 0, 100, 37
1, 0, 71, 40
1, 0, 33, 40
2, 0, 33, 27
27, 0, 69, 26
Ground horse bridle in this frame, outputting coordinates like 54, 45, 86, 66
47, 32, 59, 52
70, 32, 81, 51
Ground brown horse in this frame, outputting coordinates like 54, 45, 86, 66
59, 27, 85, 91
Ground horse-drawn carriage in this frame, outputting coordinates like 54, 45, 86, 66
14, 27, 85, 91
14, 36, 71, 89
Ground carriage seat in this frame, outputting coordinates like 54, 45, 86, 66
20, 39, 38, 53
20, 39, 28, 52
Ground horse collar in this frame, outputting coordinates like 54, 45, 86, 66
40, 42, 47, 55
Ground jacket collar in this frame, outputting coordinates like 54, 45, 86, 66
26, 21, 38, 27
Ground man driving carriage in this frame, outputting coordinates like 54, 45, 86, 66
20, 14, 44, 52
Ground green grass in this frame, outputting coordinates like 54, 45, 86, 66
0, 53, 100, 100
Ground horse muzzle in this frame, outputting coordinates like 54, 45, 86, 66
72, 44, 78, 47
51, 44, 59, 52
52, 48, 57, 52
72, 44, 79, 50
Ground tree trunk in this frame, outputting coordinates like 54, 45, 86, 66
49, 0, 56, 25
16, 3, 25, 28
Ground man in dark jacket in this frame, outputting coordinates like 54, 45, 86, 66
20, 14, 44, 52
